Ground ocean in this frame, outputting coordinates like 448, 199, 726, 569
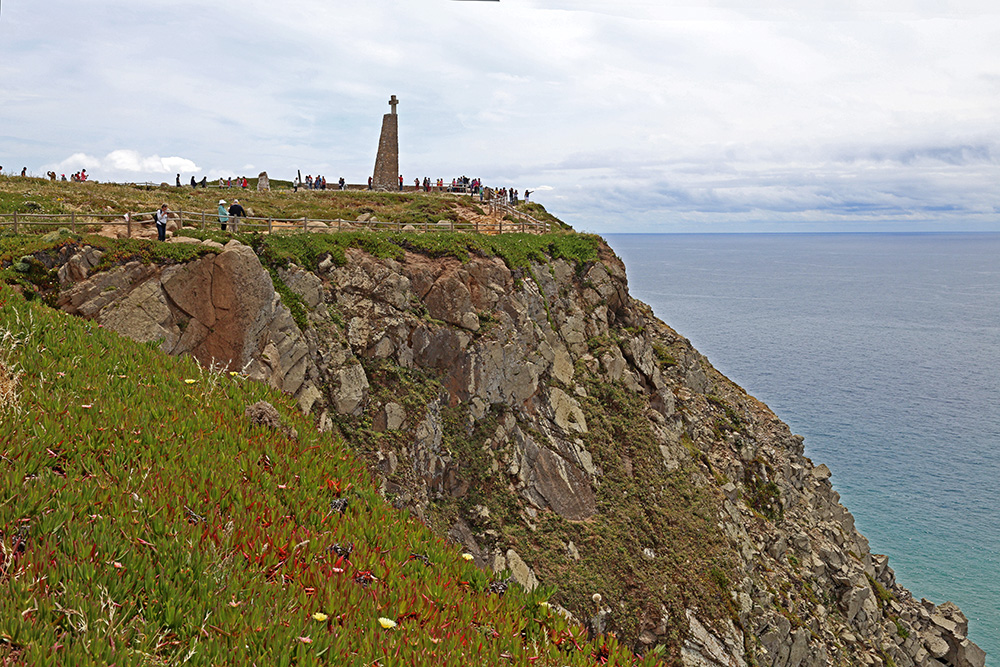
604, 232, 999, 662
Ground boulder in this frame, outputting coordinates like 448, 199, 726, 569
521, 437, 596, 520
505, 549, 538, 591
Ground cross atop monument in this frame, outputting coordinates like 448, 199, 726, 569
389, 95, 399, 115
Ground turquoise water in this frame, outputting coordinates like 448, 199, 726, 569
605, 233, 999, 662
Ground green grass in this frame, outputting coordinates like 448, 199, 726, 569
0, 285, 664, 667
0, 177, 539, 231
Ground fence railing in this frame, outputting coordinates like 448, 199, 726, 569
0, 207, 551, 237
486, 200, 552, 233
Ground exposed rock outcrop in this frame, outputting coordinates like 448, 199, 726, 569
58, 241, 320, 410
49, 237, 985, 667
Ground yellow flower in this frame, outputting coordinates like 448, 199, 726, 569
378, 617, 397, 629
184, 378, 196, 384
312, 612, 328, 622
461, 553, 474, 561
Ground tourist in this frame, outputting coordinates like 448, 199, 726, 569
21, 167, 27, 177
176, 174, 181, 187
399, 175, 403, 191
414, 177, 419, 189
524, 189, 532, 202
339, 177, 345, 190
228, 199, 245, 232
191, 176, 197, 188
218, 199, 229, 231
368, 176, 373, 190
154, 204, 169, 241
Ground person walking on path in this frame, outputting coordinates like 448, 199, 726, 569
218, 199, 229, 231
154, 204, 170, 242
227, 199, 246, 233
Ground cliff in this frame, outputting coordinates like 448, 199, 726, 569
22, 230, 986, 667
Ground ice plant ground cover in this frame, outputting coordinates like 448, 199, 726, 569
0, 285, 665, 666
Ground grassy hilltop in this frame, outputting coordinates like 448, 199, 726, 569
0, 176, 564, 231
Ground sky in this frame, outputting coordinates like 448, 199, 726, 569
2, 0, 1000, 233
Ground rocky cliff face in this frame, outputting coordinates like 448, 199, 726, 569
52, 237, 984, 667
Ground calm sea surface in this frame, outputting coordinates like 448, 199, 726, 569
605, 233, 999, 662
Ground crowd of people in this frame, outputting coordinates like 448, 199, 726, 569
0, 167, 88, 182
294, 175, 328, 191
176, 174, 249, 189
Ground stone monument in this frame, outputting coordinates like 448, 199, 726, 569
257, 171, 270, 192
372, 95, 400, 190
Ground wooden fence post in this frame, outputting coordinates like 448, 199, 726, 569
201, 212, 206, 231
268, 217, 273, 234
71, 211, 76, 233
127, 212, 132, 238
12, 211, 17, 235
303, 217, 308, 232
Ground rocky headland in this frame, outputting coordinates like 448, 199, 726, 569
32, 231, 986, 667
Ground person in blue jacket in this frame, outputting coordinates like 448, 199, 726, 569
218, 199, 229, 231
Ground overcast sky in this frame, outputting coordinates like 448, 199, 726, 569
2, 0, 999, 232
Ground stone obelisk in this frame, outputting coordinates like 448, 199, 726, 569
372, 95, 400, 190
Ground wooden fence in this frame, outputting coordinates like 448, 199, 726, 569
0, 203, 550, 237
